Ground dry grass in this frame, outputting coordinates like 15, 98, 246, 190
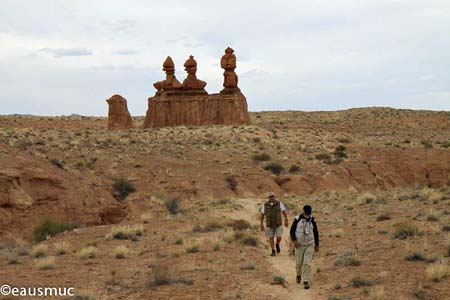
356, 192, 376, 205
140, 213, 152, 224
367, 286, 384, 300
113, 245, 130, 259
77, 246, 97, 259
426, 259, 449, 282
35, 256, 56, 270
53, 241, 70, 255
106, 224, 144, 240
31, 244, 48, 258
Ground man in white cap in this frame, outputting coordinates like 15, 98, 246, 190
260, 192, 289, 256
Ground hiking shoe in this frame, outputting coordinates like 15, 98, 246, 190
296, 275, 301, 284
276, 243, 281, 253
304, 282, 310, 289
271, 249, 276, 256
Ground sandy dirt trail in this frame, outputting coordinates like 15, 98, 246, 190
232, 198, 322, 300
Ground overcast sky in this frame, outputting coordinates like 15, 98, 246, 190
1, 0, 449, 116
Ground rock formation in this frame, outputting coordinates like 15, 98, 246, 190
144, 48, 250, 128
182, 55, 207, 91
106, 94, 134, 130
153, 56, 182, 95
220, 47, 240, 93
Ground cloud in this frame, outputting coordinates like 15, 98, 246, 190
112, 49, 139, 55
0, 0, 449, 115
38, 47, 93, 58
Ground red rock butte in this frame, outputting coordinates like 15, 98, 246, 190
143, 48, 251, 128
106, 94, 134, 130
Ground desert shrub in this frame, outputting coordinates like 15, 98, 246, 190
315, 153, 331, 161
77, 246, 97, 259
357, 192, 376, 205
140, 213, 152, 224
50, 159, 64, 169
31, 244, 48, 258
442, 225, 450, 232
272, 275, 285, 285
289, 164, 300, 173
421, 140, 433, 149
106, 225, 143, 241
334, 145, 347, 158
113, 245, 129, 259
54, 241, 70, 255
185, 241, 200, 253
146, 263, 193, 287
112, 177, 136, 201
164, 197, 181, 215
376, 213, 391, 221
367, 286, 384, 300
241, 264, 257, 270
405, 252, 436, 263
252, 153, 272, 162
231, 219, 251, 231
426, 260, 449, 282
394, 222, 418, 239
337, 138, 351, 144
203, 219, 225, 232
235, 232, 258, 246
426, 209, 439, 221
334, 251, 361, 266
225, 175, 238, 192
350, 276, 375, 287
263, 162, 284, 174
412, 287, 426, 300
35, 256, 56, 270
33, 217, 74, 242
252, 137, 261, 143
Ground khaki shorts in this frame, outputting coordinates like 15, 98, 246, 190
265, 225, 283, 238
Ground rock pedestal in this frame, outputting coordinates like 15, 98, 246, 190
143, 47, 250, 128
106, 95, 134, 130
143, 90, 250, 128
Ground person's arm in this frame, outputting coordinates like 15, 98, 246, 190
290, 216, 299, 241
280, 202, 288, 227
282, 210, 288, 227
312, 217, 319, 250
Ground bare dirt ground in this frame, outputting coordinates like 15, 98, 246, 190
0, 107, 449, 300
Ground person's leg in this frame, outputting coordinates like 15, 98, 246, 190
275, 226, 283, 253
295, 246, 306, 280
302, 244, 314, 288
265, 227, 276, 256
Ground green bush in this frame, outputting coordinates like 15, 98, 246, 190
33, 217, 74, 242
112, 177, 136, 201
289, 164, 300, 173
350, 276, 374, 288
263, 162, 284, 175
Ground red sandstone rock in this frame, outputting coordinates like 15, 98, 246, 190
220, 47, 240, 94
143, 91, 250, 127
106, 94, 134, 130
153, 56, 182, 94
144, 49, 250, 127
182, 55, 207, 90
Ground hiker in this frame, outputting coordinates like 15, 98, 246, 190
290, 205, 319, 289
260, 192, 288, 256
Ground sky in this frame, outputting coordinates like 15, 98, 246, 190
1, 0, 449, 116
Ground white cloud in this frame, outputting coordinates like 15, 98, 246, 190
0, 0, 449, 115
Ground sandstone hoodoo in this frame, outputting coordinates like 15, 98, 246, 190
143, 47, 251, 128
106, 94, 134, 130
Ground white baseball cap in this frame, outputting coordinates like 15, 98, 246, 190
268, 192, 275, 198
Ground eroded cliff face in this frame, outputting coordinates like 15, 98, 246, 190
0, 143, 126, 240
143, 91, 250, 128
106, 94, 134, 130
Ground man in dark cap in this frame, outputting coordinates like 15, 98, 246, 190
290, 205, 319, 289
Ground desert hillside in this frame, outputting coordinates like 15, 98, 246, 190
0, 107, 449, 300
